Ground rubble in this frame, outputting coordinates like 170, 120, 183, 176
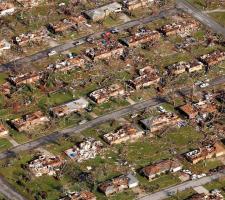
175, 36, 198, 51
140, 112, 182, 132
178, 104, 198, 119
122, 0, 154, 10
14, 28, 48, 47
199, 51, 225, 66
48, 16, 86, 34
167, 60, 204, 75
185, 142, 225, 164
159, 20, 199, 37
85, 39, 124, 60
0, 39, 11, 54
0, 82, 11, 96
103, 124, 144, 145
187, 60, 204, 73
0, 2, 15, 17
64, 137, 103, 162
8, 72, 42, 86
128, 66, 160, 89
167, 61, 188, 75
16, 0, 43, 7
27, 154, 63, 177
141, 159, 182, 180
98, 173, 139, 196
188, 191, 224, 200
47, 56, 85, 72
10, 111, 49, 132
89, 84, 125, 104
59, 191, 96, 200
50, 97, 89, 117
123, 30, 161, 47
0, 124, 8, 137
179, 101, 218, 120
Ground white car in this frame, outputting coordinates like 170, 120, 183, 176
79, 119, 87, 125
73, 40, 85, 46
195, 81, 203, 86
48, 50, 57, 57
199, 82, 209, 88
157, 106, 166, 113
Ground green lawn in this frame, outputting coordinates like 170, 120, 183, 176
166, 188, 196, 200
0, 73, 8, 84
188, 0, 225, 10
204, 178, 225, 197
210, 12, 225, 27
0, 138, 12, 152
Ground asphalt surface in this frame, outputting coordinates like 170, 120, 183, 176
0, 176, 27, 200
176, 0, 225, 37
138, 173, 224, 200
0, 97, 165, 160
0, 75, 225, 160
0, 8, 177, 72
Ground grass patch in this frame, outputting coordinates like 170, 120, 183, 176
0, 138, 12, 152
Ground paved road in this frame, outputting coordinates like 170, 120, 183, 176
0, 9, 177, 72
0, 97, 165, 160
0, 74, 225, 160
138, 173, 224, 200
0, 176, 27, 200
176, 0, 225, 37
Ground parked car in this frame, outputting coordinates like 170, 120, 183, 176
199, 82, 209, 88
48, 50, 57, 57
73, 40, 84, 46
86, 37, 94, 43
110, 28, 120, 34
157, 106, 166, 113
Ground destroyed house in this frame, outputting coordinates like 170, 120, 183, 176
167, 61, 189, 75
128, 66, 160, 89
89, 84, 125, 104
124, 30, 161, 47
0, 124, 8, 137
122, 0, 154, 10
199, 51, 225, 66
0, 82, 11, 96
50, 98, 89, 117
103, 124, 144, 145
140, 112, 181, 132
141, 159, 182, 180
0, 39, 11, 53
194, 101, 217, 117
8, 72, 41, 86
217, 90, 225, 103
86, 39, 124, 60
139, 66, 157, 75
185, 142, 225, 164
10, 111, 49, 132
179, 102, 217, 119
0, 2, 15, 17
48, 16, 86, 34
98, 174, 139, 196
14, 28, 48, 46
48, 57, 85, 72
187, 60, 204, 73
159, 20, 198, 36
178, 104, 198, 119
64, 137, 103, 162
59, 191, 96, 200
188, 193, 224, 200
84, 2, 122, 22
27, 155, 63, 177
